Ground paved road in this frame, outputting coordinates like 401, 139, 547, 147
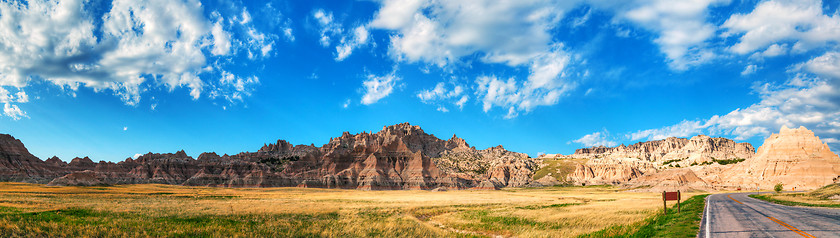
699, 192, 840, 238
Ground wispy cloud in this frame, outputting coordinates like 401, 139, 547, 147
361, 71, 401, 105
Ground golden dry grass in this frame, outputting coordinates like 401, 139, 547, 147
0, 183, 686, 237
752, 183, 840, 207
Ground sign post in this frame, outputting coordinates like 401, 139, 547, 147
662, 190, 681, 214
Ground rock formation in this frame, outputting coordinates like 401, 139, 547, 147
47, 170, 106, 186
717, 126, 840, 190
0, 134, 68, 183
567, 135, 754, 186
0, 123, 541, 190
567, 158, 655, 185
628, 168, 711, 192
571, 135, 754, 167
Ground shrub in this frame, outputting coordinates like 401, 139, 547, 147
774, 183, 783, 193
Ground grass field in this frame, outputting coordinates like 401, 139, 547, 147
0, 183, 693, 237
583, 194, 708, 238
749, 183, 840, 208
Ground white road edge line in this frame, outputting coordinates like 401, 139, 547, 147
705, 195, 711, 238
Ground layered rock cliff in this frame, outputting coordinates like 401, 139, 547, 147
571, 135, 754, 166
567, 135, 754, 186
716, 126, 840, 190
0, 123, 541, 190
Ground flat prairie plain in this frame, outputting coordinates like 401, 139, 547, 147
0, 183, 680, 237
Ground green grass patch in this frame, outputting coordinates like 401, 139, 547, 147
712, 158, 745, 165
748, 194, 840, 208
662, 159, 682, 165
0, 207, 354, 237
579, 194, 708, 238
516, 202, 583, 210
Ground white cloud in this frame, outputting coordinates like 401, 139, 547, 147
132, 153, 142, 159
361, 72, 401, 105
417, 82, 466, 111
0, 87, 28, 119
3, 103, 26, 120
610, 0, 727, 70
455, 95, 469, 109
749, 44, 788, 60
417, 82, 463, 102
799, 51, 840, 80
370, 0, 575, 67
573, 129, 618, 147
336, 25, 370, 61
240, 8, 252, 25
313, 9, 341, 47
312, 9, 369, 61
210, 71, 259, 103
722, 0, 840, 55
475, 45, 576, 118
342, 99, 351, 108
0, 0, 268, 109
123, 126, 127, 131
741, 64, 759, 76
211, 21, 232, 56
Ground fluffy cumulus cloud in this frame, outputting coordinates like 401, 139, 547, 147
573, 129, 618, 147
370, 0, 575, 66
0, 0, 282, 119
361, 72, 401, 105
475, 45, 576, 118
722, 0, 840, 55
368, 0, 585, 117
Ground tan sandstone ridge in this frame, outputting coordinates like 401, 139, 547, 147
716, 126, 840, 190
567, 135, 753, 185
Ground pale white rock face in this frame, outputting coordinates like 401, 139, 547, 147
570, 135, 754, 168
567, 135, 754, 186
567, 126, 840, 191
716, 126, 840, 190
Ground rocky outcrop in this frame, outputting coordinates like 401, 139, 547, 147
717, 126, 840, 190
571, 135, 754, 167
433, 145, 537, 188
567, 134, 754, 186
0, 123, 541, 190
567, 158, 655, 185
47, 170, 106, 186
628, 168, 711, 192
0, 134, 68, 183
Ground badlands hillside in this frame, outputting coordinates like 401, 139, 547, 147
551, 126, 840, 191
2, 123, 837, 191
0, 123, 538, 190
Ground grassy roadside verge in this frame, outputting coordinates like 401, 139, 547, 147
579, 194, 709, 238
748, 194, 840, 208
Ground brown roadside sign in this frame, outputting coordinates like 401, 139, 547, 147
662, 191, 681, 214
664, 191, 680, 201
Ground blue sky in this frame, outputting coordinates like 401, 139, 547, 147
1, 0, 839, 162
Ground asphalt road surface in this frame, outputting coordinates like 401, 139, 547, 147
699, 192, 840, 238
